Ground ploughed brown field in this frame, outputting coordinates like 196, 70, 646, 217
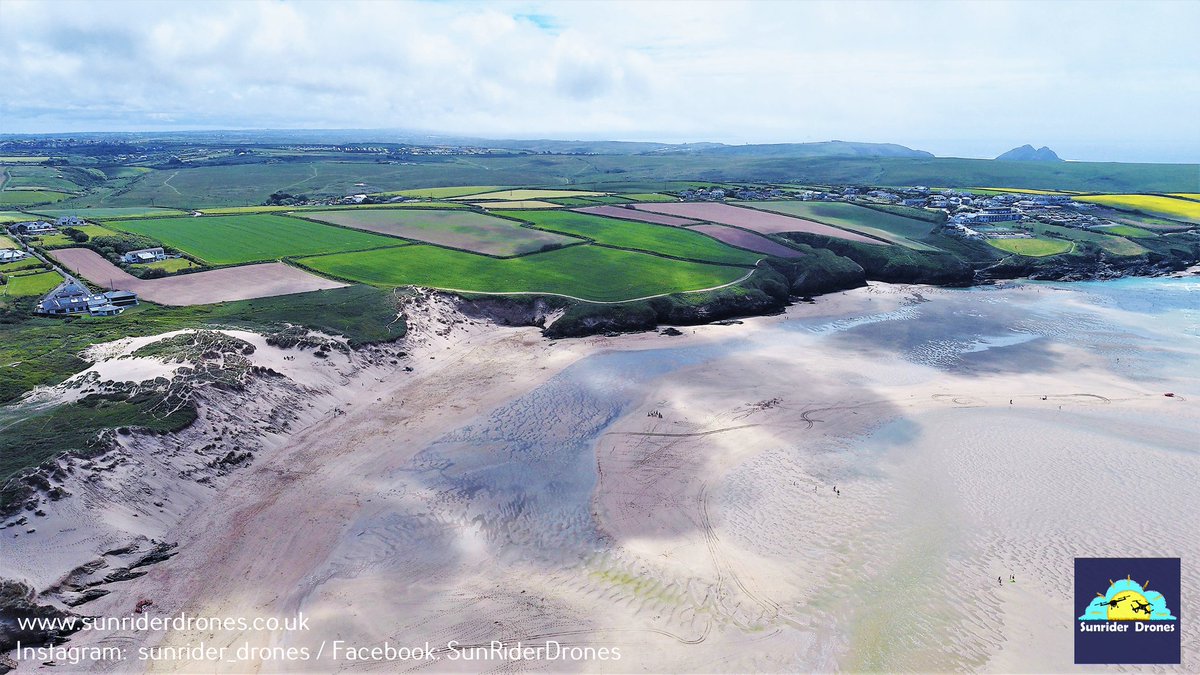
49, 248, 346, 305
573, 204, 702, 227
688, 224, 804, 258
632, 202, 886, 244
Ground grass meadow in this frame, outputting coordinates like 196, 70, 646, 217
304, 208, 580, 256
0, 190, 74, 206
108, 214, 405, 264
986, 237, 1073, 257
1095, 224, 1157, 238
1023, 222, 1147, 256
137, 258, 199, 272
3, 270, 63, 296
743, 201, 939, 250
296, 244, 748, 302
34, 207, 186, 219
515, 210, 761, 265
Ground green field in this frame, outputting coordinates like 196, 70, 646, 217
1, 166, 93, 192
71, 224, 123, 238
385, 185, 506, 199
545, 197, 599, 207
0, 190, 74, 206
304, 209, 580, 256
137, 258, 198, 272
741, 201, 939, 250
34, 207, 186, 219
1095, 224, 1157, 238
454, 189, 608, 201
297, 244, 748, 301
0, 211, 34, 224
1075, 194, 1200, 224
108, 214, 405, 264
0, 258, 44, 274
0, 235, 18, 248
621, 193, 677, 203
3, 270, 62, 296
986, 237, 1073, 257
39, 155, 1200, 211
576, 195, 633, 205
970, 187, 1079, 195
195, 202, 473, 215
30, 233, 74, 248
476, 200, 561, 209
1023, 222, 1147, 256
515, 210, 761, 265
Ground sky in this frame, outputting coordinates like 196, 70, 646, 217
1, 0, 1197, 162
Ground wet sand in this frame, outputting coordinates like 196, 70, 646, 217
9, 279, 1199, 672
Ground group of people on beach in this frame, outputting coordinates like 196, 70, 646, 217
998, 574, 1016, 586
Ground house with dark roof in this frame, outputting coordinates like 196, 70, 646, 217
8, 221, 56, 235
34, 277, 139, 317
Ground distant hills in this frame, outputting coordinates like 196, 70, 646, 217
407, 137, 934, 158
671, 140, 933, 159
996, 144, 1063, 162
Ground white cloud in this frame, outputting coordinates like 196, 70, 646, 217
0, 0, 1196, 161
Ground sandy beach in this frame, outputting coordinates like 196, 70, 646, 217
5, 279, 1198, 672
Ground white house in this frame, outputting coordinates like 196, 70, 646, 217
55, 215, 84, 227
9, 221, 56, 235
122, 247, 167, 264
1, 249, 30, 263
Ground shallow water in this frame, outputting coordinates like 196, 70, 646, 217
393, 276, 1198, 562
324, 276, 1198, 670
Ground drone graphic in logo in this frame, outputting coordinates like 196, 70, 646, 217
1079, 574, 1176, 621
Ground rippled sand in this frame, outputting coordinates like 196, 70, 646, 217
46, 279, 1199, 673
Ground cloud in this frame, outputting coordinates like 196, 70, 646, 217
0, 0, 1196, 161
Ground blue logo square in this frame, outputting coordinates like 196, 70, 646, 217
1074, 557, 1181, 664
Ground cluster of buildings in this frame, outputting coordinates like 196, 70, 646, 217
34, 277, 139, 317
729, 187, 784, 201
3, 215, 143, 318
679, 187, 729, 201
780, 185, 1127, 241
7, 215, 84, 236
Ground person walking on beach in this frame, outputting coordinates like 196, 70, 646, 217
998, 576, 1003, 587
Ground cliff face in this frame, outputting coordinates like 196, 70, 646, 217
995, 144, 1063, 161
